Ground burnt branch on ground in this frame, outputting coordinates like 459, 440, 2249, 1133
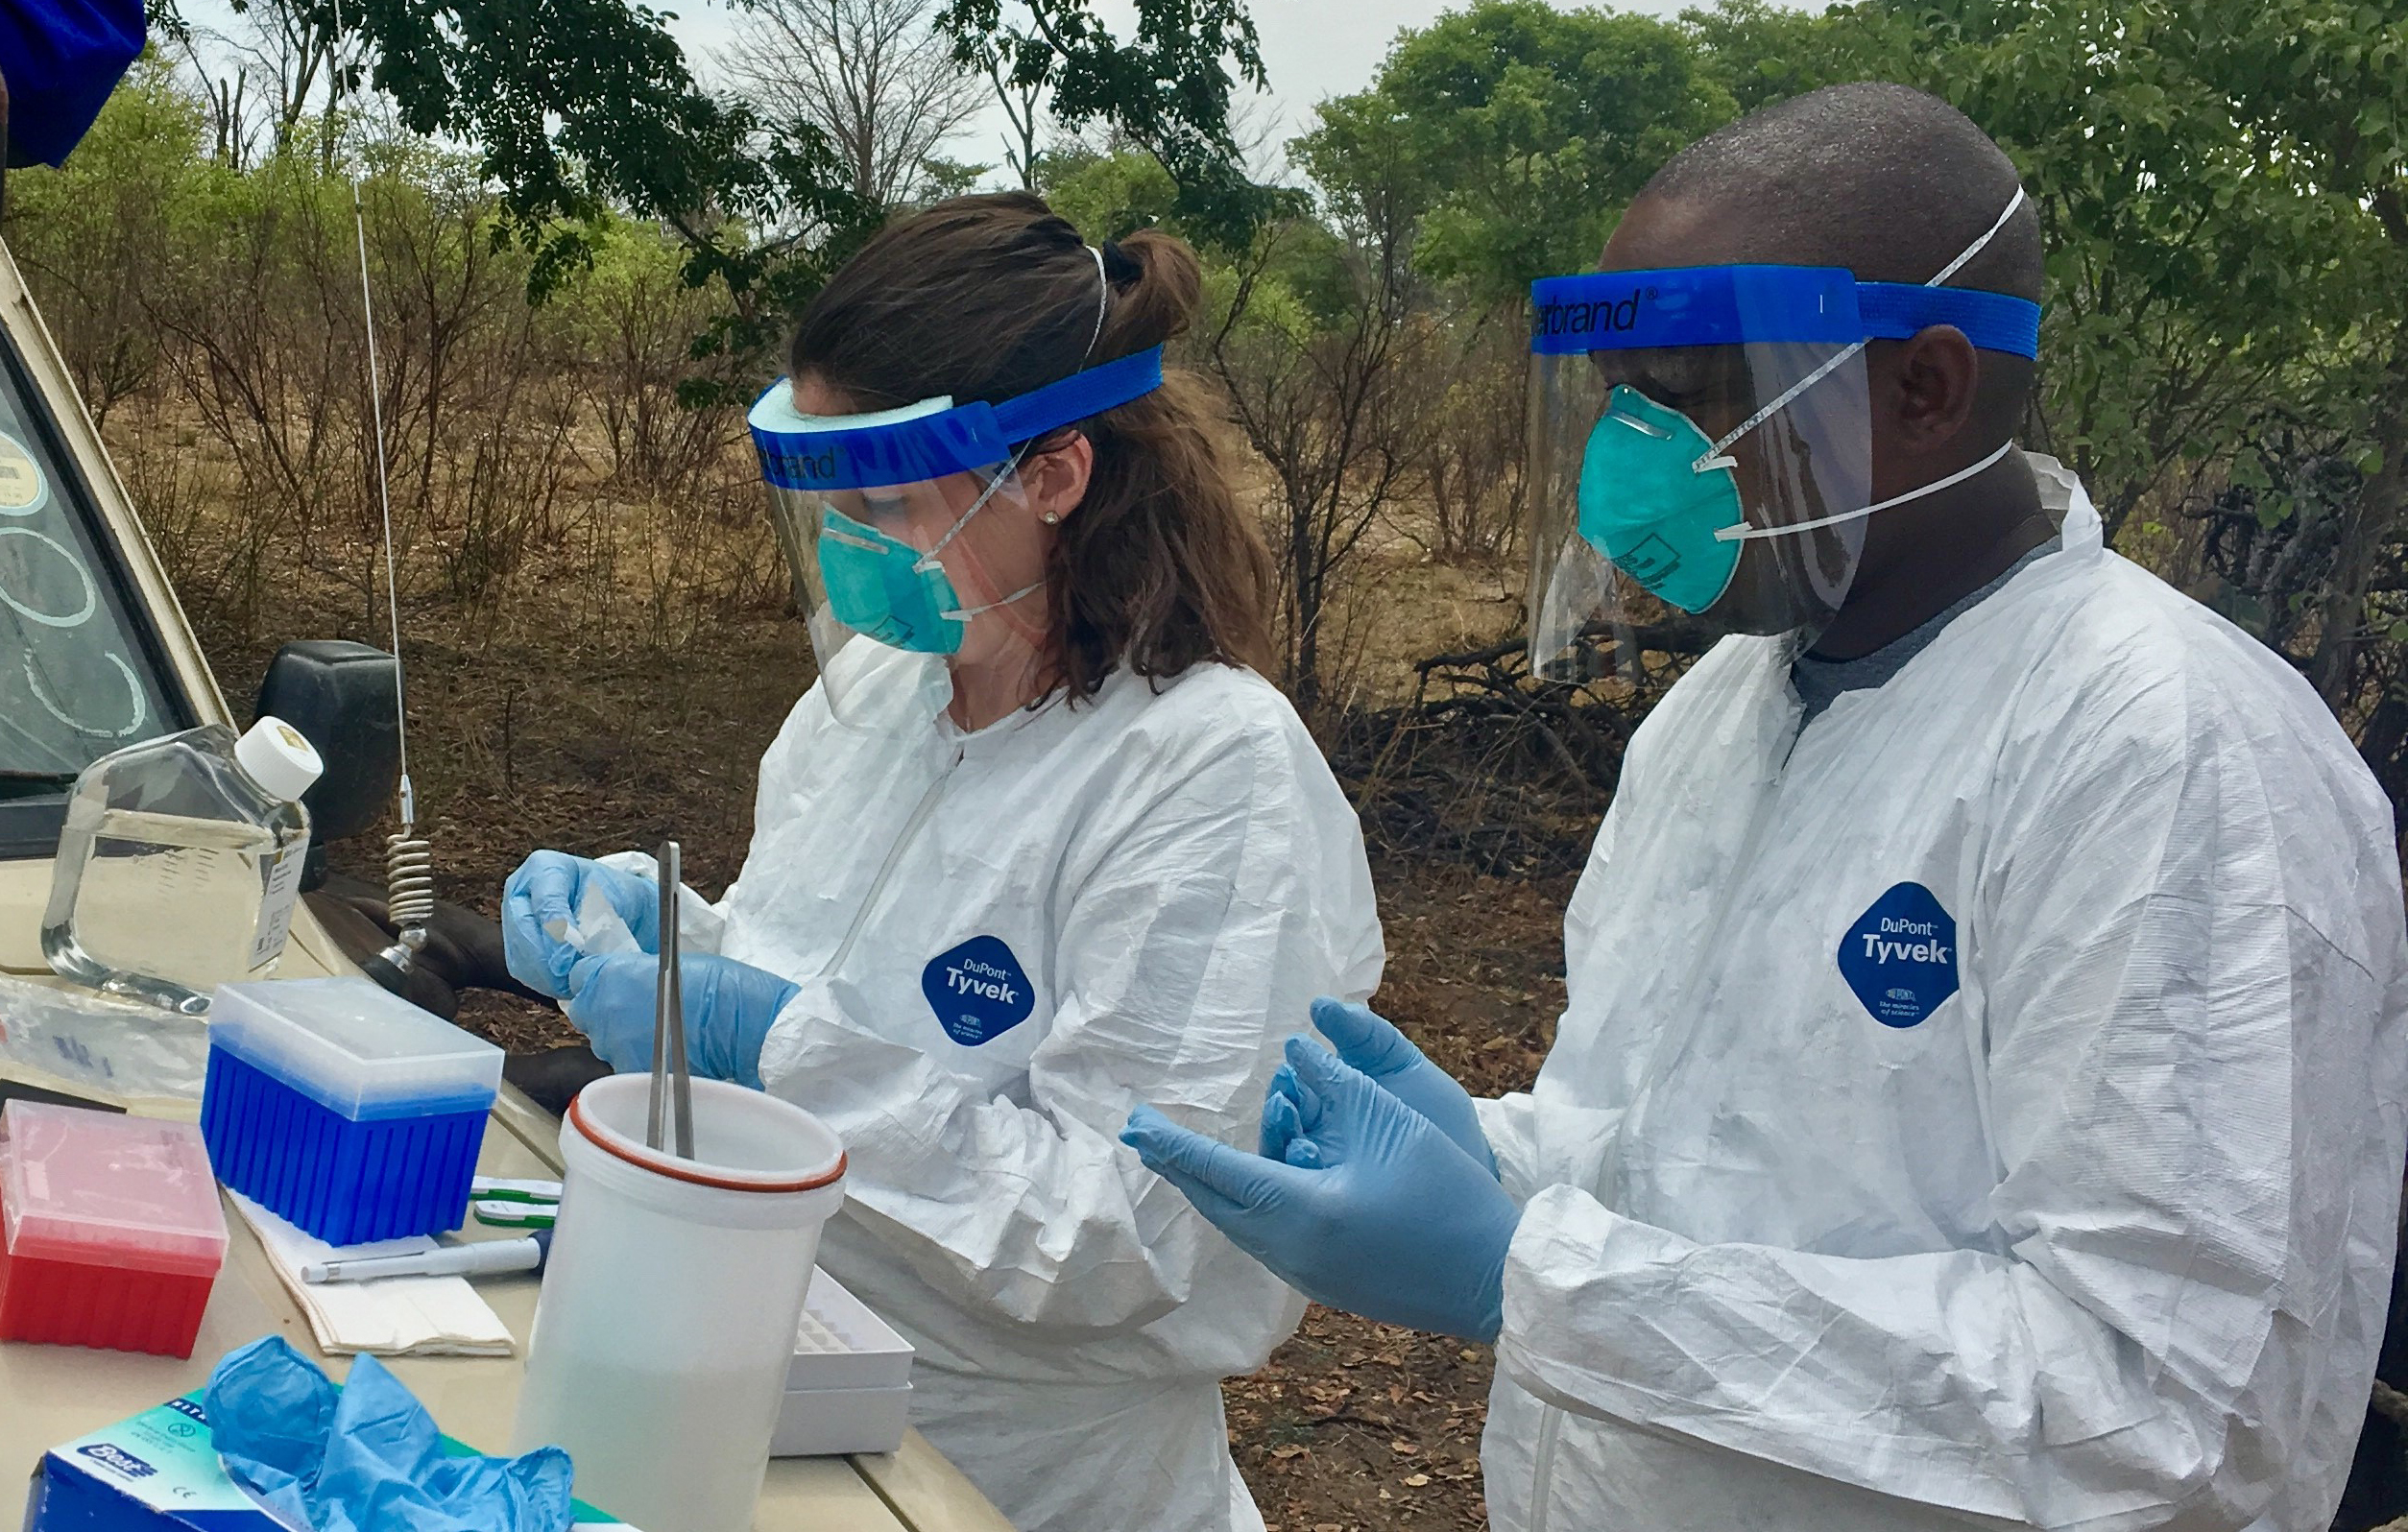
1335, 621, 1709, 877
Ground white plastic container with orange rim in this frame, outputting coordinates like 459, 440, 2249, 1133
512, 1073, 848, 1532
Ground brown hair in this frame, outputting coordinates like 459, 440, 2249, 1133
786, 192, 1274, 699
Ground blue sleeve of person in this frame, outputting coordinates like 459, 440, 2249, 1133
923, 936, 1037, 1045
1837, 882, 1960, 1028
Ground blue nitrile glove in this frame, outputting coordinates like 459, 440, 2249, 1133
205, 1334, 574, 1532
561, 948, 798, 1089
500, 850, 661, 1000
1121, 1036, 1522, 1342
1277, 997, 1496, 1175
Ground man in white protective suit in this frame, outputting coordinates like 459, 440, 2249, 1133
1125, 83, 2408, 1532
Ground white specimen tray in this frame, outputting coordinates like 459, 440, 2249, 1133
776, 1268, 915, 1458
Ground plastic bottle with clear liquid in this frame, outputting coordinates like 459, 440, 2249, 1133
42, 717, 325, 1016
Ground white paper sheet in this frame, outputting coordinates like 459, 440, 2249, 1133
229, 1192, 514, 1357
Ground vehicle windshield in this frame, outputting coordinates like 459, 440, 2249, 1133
0, 328, 178, 803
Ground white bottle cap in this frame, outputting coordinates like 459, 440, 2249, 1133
236, 716, 325, 802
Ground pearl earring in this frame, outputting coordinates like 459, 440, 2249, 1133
1042, 513, 1060, 525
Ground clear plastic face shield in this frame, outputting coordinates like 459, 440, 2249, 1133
749, 341, 1166, 727
1526, 189, 2040, 676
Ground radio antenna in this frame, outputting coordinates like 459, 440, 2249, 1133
327, 0, 434, 988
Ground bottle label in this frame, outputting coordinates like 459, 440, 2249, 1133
250, 843, 307, 970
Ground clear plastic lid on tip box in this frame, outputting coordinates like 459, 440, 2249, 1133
0, 1100, 228, 1276
208, 977, 503, 1121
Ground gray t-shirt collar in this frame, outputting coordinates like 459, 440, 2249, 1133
1792, 537, 2061, 726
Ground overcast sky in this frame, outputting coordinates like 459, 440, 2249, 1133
180, 0, 1700, 184
677, 0, 1698, 176
1242, 0, 1690, 144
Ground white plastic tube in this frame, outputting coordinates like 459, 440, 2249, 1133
511, 1074, 847, 1532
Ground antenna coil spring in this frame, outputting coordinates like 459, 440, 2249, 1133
384, 829, 435, 953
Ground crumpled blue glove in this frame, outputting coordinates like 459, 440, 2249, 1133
1271, 997, 1495, 1176
205, 1334, 574, 1532
1121, 1036, 1522, 1342
500, 850, 661, 1000
562, 948, 798, 1090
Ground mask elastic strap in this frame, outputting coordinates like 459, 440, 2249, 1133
1697, 185, 2031, 466
1712, 438, 2017, 543
941, 579, 1047, 625
1928, 185, 2029, 287
915, 249, 1112, 580
921, 442, 1032, 566
1082, 245, 1110, 366
1699, 343, 1866, 463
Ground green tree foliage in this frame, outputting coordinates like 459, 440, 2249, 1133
257, 0, 835, 299
1296, 0, 1732, 303
2181, 0, 2408, 706
8, 66, 765, 635
1838, 0, 2408, 803
1846, 3, 2346, 544
938, 0, 1296, 245
1682, 0, 1881, 111
5, 57, 218, 419
1038, 143, 1182, 241
140, 0, 1281, 346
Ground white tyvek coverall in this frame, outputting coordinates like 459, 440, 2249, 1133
626, 649, 1384, 1532
1474, 460, 2408, 1532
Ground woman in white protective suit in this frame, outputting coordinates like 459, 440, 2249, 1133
497, 194, 1385, 1532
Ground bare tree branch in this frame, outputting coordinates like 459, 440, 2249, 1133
720, 0, 988, 211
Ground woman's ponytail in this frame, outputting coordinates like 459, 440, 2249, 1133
1096, 230, 1202, 355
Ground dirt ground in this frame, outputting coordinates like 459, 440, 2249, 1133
259, 570, 2408, 1532
175, 489, 2408, 1532
1222, 864, 1570, 1532
161, 512, 2408, 1532
228, 541, 1573, 1532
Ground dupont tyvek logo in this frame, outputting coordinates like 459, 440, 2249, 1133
1838, 882, 1960, 1028
77, 1442, 157, 1479
923, 936, 1035, 1045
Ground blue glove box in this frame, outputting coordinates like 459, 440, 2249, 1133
21, 1393, 646, 1532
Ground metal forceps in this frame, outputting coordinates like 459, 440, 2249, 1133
647, 840, 696, 1158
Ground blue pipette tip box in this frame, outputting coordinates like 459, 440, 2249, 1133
199, 978, 502, 1246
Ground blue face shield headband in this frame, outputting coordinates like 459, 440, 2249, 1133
749, 342, 1166, 654
1529, 188, 2042, 615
